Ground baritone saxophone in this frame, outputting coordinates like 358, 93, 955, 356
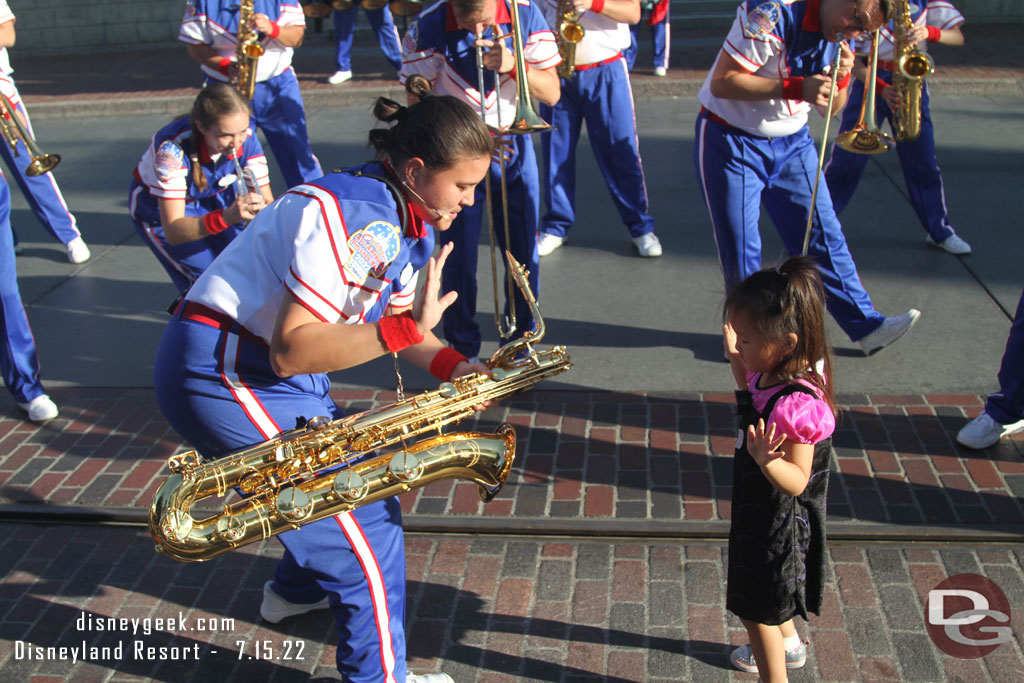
232, 0, 264, 100
149, 252, 572, 562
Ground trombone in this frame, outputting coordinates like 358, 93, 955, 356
834, 30, 894, 155
0, 94, 60, 177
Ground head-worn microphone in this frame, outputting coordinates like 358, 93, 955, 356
401, 179, 445, 221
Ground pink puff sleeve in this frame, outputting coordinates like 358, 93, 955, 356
768, 393, 835, 445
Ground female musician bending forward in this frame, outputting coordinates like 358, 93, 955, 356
153, 93, 492, 682
130, 83, 273, 293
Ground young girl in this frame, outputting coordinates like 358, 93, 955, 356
722, 255, 837, 683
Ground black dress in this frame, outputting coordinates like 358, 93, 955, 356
726, 384, 832, 625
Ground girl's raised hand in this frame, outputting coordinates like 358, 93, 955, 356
747, 418, 788, 468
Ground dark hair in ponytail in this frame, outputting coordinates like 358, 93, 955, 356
188, 83, 251, 192
367, 90, 493, 171
724, 255, 836, 416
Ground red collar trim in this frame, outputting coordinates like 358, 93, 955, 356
802, 0, 822, 32
384, 160, 427, 239
446, 0, 511, 32
198, 137, 244, 164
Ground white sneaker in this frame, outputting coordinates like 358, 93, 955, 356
537, 231, 565, 256
18, 395, 59, 423
926, 233, 972, 255
407, 674, 455, 683
956, 412, 1024, 450
259, 581, 330, 623
653, 66, 667, 77
327, 70, 352, 85
66, 237, 91, 264
632, 232, 663, 257
858, 309, 921, 355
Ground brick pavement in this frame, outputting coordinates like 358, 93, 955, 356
1, 386, 1022, 679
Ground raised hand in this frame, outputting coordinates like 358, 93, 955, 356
746, 418, 788, 468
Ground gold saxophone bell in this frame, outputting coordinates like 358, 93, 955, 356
0, 96, 60, 177
891, 0, 933, 142
555, 0, 584, 78
835, 30, 894, 155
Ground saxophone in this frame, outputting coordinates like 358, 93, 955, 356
555, 0, 585, 79
149, 252, 572, 562
891, 0, 934, 142
232, 0, 265, 100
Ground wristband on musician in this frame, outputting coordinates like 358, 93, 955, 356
267, 21, 281, 39
590, 0, 605, 13
925, 26, 942, 42
217, 56, 232, 76
379, 311, 425, 353
430, 347, 469, 382
203, 209, 230, 235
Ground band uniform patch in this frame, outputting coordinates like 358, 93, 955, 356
399, 262, 414, 288
155, 141, 186, 183
346, 221, 401, 282
743, 2, 781, 39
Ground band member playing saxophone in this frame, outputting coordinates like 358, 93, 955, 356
400, 0, 561, 361
153, 93, 494, 682
535, 0, 663, 258
179, 0, 322, 189
825, 0, 970, 255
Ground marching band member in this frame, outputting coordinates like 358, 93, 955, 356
327, 3, 404, 84
400, 0, 561, 360
129, 83, 272, 294
0, 1, 90, 264
535, 0, 663, 258
153, 93, 492, 682
694, 0, 921, 356
179, 0, 323, 189
0, 76, 58, 423
824, 0, 970, 254
625, 0, 670, 76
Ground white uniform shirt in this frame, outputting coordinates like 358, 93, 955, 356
0, 1, 15, 76
535, 0, 631, 66
179, 0, 306, 83
698, 0, 840, 138
187, 176, 422, 343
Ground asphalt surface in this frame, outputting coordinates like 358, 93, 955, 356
0, 17, 1021, 683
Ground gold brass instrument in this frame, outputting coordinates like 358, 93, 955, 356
475, 30, 517, 339
0, 95, 60, 177
149, 252, 573, 562
834, 30, 894, 155
506, 0, 552, 134
891, 0, 933, 141
232, 0, 265, 101
555, 0, 585, 79
801, 36, 848, 256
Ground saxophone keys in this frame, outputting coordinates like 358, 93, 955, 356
216, 514, 247, 542
275, 487, 314, 523
333, 470, 369, 503
439, 382, 458, 398
388, 451, 424, 484
160, 509, 194, 543
167, 450, 203, 475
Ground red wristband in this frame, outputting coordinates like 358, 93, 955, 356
430, 347, 469, 382
836, 71, 851, 90
926, 26, 942, 42
378, 311, 424, 353
590, 0, 605, 13
781, 76, 804, 101
217, 56, 232, 76
268, 21, 281, 39
876, 76, 890, 93
203, 209, 230, 234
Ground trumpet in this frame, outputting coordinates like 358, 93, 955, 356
834, 30, 894, 155
0, 95, 60, 177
